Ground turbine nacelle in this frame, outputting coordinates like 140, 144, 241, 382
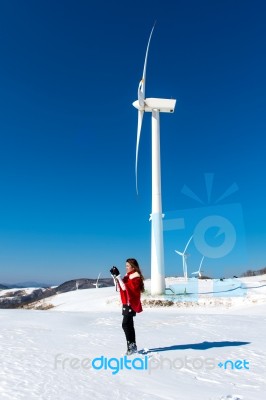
133, 98, 176, 113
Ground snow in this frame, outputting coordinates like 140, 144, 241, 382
0, 287, 41, 297
1, 276, 266, 399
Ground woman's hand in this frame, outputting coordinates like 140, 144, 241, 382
110, 266, 120, 277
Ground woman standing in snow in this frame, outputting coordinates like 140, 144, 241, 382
110, 259, 145, 355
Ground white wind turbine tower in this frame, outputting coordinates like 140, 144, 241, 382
92, 272, 101, 289
133, 25, 176, 296
175, 235, 193, 281
191, 256, 204, 278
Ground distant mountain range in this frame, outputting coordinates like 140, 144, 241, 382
0, 278, 114, 309
1, 281, 54, 289
0, 284, 8, 290
0, 277, 114, 289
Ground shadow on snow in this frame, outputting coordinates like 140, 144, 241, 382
140, 341, 250, 354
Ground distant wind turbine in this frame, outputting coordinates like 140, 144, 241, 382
191, 256, 204, 278
133, 24, 176, 295
175, 236, 193, 280
92, 273, 102, 289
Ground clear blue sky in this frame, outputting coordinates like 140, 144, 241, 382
0, 0, 265, 284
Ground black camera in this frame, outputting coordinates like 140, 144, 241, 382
110, 266, 120, 277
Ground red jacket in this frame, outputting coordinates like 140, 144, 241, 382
118, 271, 143, 313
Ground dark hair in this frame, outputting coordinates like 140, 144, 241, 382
126, 258, 145, 293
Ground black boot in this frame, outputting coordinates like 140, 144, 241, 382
126, 342, 138, 355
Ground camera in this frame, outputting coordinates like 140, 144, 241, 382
110, 266, 120, 277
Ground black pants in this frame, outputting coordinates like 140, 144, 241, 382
122, 315, 136, 345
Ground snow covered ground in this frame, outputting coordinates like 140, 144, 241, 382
1, 275, 266, 399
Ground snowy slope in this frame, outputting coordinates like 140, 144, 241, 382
0, 275, 266, 400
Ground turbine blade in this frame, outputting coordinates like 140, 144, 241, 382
138, 23, 156, 105
184, 235, 193, 253
175, 250, 183, 256
96, 272, 101, 284
135, 110, 144, 194
199, 256, 204, 270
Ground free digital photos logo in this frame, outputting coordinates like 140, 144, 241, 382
54, 354, 250, 375
164, 173, 247, 282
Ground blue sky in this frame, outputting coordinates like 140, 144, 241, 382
0, 0, 265, 284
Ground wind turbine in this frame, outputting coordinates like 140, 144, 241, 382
175, 235, 193, 281
191, 256, 204, 278
92, 272, 102, 289
133, 24, 176, 296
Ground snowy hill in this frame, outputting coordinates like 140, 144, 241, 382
1, 275, 266, 399
28, 274, 266, 313
0, 278, 114, 309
